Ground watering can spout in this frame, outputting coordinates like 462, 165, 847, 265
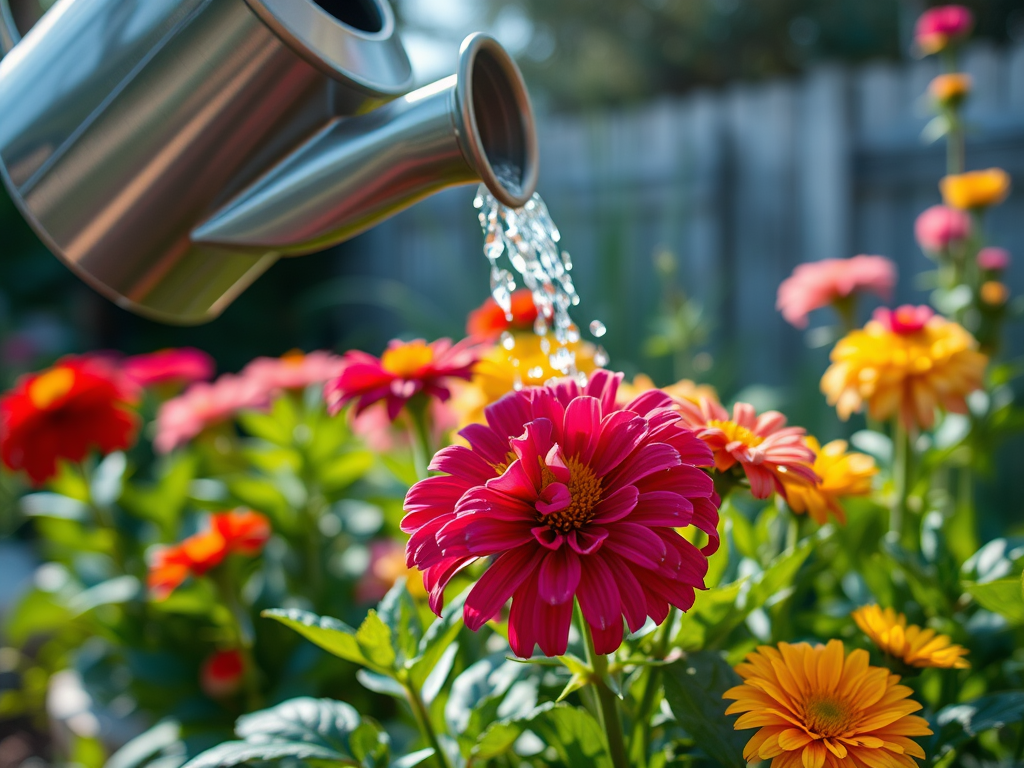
193, 34, 538, 254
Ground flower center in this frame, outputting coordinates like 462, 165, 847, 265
282, 349, 306, 366
804, 696, 853, 737
28, 367, 75, 410
381, 342, 434, 377
707, 419, 764, 447
539, 456, 603, 534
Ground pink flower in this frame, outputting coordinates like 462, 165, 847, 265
350, 399, 458, 453
154, 374, 268, 453
675, 398, 818, 499
326, 338, 479, 421
977, 247, 1010, 272
242, 350, 346, 398
915, 205, 971, 253
402, 370, 720, 657
121, 348, 215, 389
915, 5, 973, 55
872, 305, 935, 335
356, 540, 429, 603
776, 256, 897, 329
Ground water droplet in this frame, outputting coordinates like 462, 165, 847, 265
594, 346, 610, 367
589, 320, 607, 338
512, 373, 524, 391
527, 366, 545, 380
500, 331, 515, 351
534, 317, 548, 336
473, 194, 484, 209
575, 371, 589, 387
540, 338, 551, 354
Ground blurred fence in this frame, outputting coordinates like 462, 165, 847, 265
348, 41, 1024, 406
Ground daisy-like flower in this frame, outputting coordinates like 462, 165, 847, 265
154, 374, 268, 453
467, 289, 540, 342
325, 338, 479, 421
780, 437, 877, 525
241, 350, 346, 398
928, 73, 971, 108
821, 305, 987, 430
121, 348, 215, 390
776, 256, 896, 329
0, 357, 139, 485
724, 640, 932, 768
853, 605, 970, 670
148, 510, 271, 599
402, 370, 720, 657
977, 247, 1010, 272
915, 5, 973, 55
674, 398, 817, 499
940, 168, 1011, 210
914, 205, 971, 255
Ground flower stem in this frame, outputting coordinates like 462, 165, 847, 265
578, 608, 630, 768
404, 680, 452, 768
406, 397, 434, 481
891, 419, 916, 549
212, 567, 261, 711
630, 607, 676, 767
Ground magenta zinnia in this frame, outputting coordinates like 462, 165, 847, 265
402, 370, 720, 657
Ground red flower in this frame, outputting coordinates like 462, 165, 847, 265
325, 338, 479, 421
675, 398, 818, 499
121, 348, 215, 389
0, 357, 139, 485
873, 305, 935, 335
466, 289, 539, 341
148, 510, 271, 599
201, 649, 245, 698
915, 5, 973, 55
402, 370, 720, 657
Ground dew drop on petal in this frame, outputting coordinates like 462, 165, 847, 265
589, 320, 606, 338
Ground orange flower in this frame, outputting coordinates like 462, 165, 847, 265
780, 437, 877, 525
979, 281, 1009, 307
853, 605, 970, 669
148, 510, 271, 599
724, 640, 932, 768
467, 289, 540, 341
940, 168, 1011, 210
614, 373, 718, 408
928, 73, 971, 106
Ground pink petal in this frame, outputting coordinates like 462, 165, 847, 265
589, 620, 626, 655
602, 523, 666, 570
536, 482, 571, 514
567, 526, 609, 555
456, 487, 537, 521
604, 442, 682, 492
508, 571, 573, 657
583, 369, 623, 414
531, 526, 565, 550
590, 411, 649, 476
627, 490, 694, 527
436, 516, 535, 557
463, 546, 544, 631
577, 555, 622, 632
562, 396, 602, 463
622, 390, 675, 417
604, 553, 648, 633
430, 445, 496, 483
537, 547, 581, 605
510, 418, 555, 489
457, 422, 511, 466
744, 464, 776, 499
486, 461, 542, 501
484, 391, 534, 440
590, 485, 640, 524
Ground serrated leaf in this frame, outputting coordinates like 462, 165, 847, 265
662, 653, 746, 768
408, 590, 466, 688
356, 611, 397, 670
262, 609, 377, 671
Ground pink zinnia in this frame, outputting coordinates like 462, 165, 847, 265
326, 338, 479, 421
402, 370, 720, 657
121, 348, 215, 389
977, 247, 1010, 272
776, 256, 897, 329
915, 5, 973, 55
873, 305, 935, 335
675, 398, 818, 499
915, 205, 971, 253
242, 350, 346, 398
154, 374, 269, 453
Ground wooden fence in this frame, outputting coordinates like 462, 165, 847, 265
342, 41, 1024, 407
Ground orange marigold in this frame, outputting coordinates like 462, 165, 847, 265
724, 640, 932, 768
852, 605, 970, 669
780, 437, 877, 525
940, 168, 1011, 210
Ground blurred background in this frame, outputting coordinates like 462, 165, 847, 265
1, 0, 1022, 535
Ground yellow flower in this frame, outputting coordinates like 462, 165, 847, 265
724, 640, 932, 768
853, 605, 970, 669
821, 306, 986, 430
979, 281, 1009, 307
615, 373, 718, 407
940, 168, 1011, 210
448, 333, 597, 427
781, 437, 877, 525
928, 73, 971, 106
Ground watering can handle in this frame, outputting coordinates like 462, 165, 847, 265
0, 0, 21, 54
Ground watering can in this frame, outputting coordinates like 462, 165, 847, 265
0, 0, 538, 324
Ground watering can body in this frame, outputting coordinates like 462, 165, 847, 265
0, 0, 538, 324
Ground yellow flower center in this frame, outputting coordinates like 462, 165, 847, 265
28, 367, 75, 409
707, 419, 764, 447
539, 456, 603, 534
381, 341, 434, 377
281, 349, 306, 366
805, 697, 853, 737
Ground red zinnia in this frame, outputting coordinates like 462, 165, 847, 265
325, 338, 479, 421
675, 398, 818, 499
0, 357, 139, 485
402, 370, 720, 657
148, 510, 271, 599
200, 649, 245, 698
121, 348, 215, 389
466, 289, 540, 341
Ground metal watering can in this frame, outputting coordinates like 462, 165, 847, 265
0, 0, 539, 323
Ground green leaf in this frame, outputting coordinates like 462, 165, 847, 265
105, 720, 185, 768
5, 588, 72, 646
662, 653, 746, 768
20, 492, 89, 521
355, 611, 397, 670
377, 579, 422, 663
966, 579, 1024, 625
407, 590, 466, 688
181, 741, 342, 768
474, 702, 610, 766
445, 653, 536, 739
318, 451, 375, 493
68, 576, 140, 616
120, 454, 197, 534
925, 691, 1024, 765
262, 609, 381, 672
